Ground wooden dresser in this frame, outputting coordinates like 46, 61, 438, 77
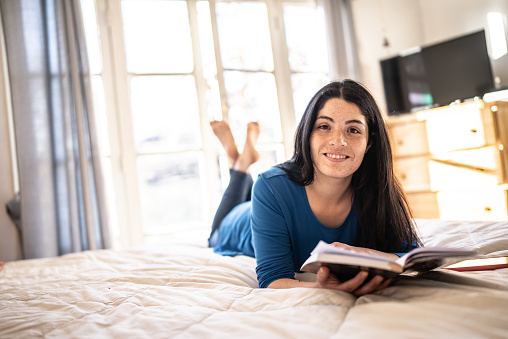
388, 100, 508, 221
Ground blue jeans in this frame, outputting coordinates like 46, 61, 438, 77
208, 169, 253, 247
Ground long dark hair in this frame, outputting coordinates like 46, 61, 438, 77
278, 79, 422, 252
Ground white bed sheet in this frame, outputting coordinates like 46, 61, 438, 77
1, 219, 507, 338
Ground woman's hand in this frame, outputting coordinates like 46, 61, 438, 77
268, 267, 392, 296
314, 266, 391, 296
267, 242, 397, 294
310, 241, 396, 295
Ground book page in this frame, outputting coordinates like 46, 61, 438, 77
311, 241, 394, 263
395, 246, 478, 268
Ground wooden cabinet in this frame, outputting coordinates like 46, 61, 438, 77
388, 100, 508, 221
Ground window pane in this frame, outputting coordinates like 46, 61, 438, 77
223, 71, 282, 145
283, 4, 329, 73
121, 0, 194, 73
80, 0, 102, 74
217, 145, 284, 199
137, 152, 206, 234
130, 76, 201, 153
216, 1, 274, 71
248, 145, 285, 180
291, 73, 329, 122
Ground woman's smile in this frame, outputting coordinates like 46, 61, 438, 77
310, 98, 370, 181
324, 152, 349, 160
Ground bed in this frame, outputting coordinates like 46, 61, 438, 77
1, 218, 507, 338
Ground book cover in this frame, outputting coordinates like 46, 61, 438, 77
300, 241, 478, 282
443, 256, 508, 272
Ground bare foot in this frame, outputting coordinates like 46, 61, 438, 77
210, 120, 239, 165
235, 122, 260, 172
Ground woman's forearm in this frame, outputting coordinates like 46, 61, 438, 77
267, 278, 317, 289
266, 268, 391, 296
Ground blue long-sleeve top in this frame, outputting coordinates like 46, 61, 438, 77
213, 166, 417, 288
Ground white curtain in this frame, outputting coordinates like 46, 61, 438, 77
0, 0, 110, 259
319, 0, 361, 80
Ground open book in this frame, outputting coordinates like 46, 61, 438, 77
300, 241, 478, 281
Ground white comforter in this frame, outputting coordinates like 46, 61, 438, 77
1, 219, 508, 338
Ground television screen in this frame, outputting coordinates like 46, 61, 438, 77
381, 30, 494, 115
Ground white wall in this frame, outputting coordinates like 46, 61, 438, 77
418, 0, 508, 89
350, 0, 424, 109
351, 0, 508, 112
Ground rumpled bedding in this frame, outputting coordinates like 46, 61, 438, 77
1, 219, 507, 338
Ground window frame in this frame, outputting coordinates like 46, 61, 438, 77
92, 0, 333, 248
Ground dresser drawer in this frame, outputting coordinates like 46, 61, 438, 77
425, 104, 495, 154
390, 120, 429, 157
436, 187, 508, 221
429, 160, 500, 191
394, 156, 431, 192
428, 146, 503, 190
406, 192, 439, 219
394, 154, 500, 193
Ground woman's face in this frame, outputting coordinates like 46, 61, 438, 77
310, 98, 370, 182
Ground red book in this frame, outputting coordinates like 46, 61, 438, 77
444, 257, 508, 272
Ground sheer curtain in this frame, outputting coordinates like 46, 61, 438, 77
319, 0, 361, 80
0, 0, 109, 259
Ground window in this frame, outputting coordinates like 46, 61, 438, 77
80, 0, 331, 248
283, 3, 330, 121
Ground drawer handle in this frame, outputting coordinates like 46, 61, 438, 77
470, 129, 478, 134
484, 207, 492, 212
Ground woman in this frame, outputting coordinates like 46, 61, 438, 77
208, 79, 421, 296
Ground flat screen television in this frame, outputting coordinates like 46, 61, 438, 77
380, 30, 495, 115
